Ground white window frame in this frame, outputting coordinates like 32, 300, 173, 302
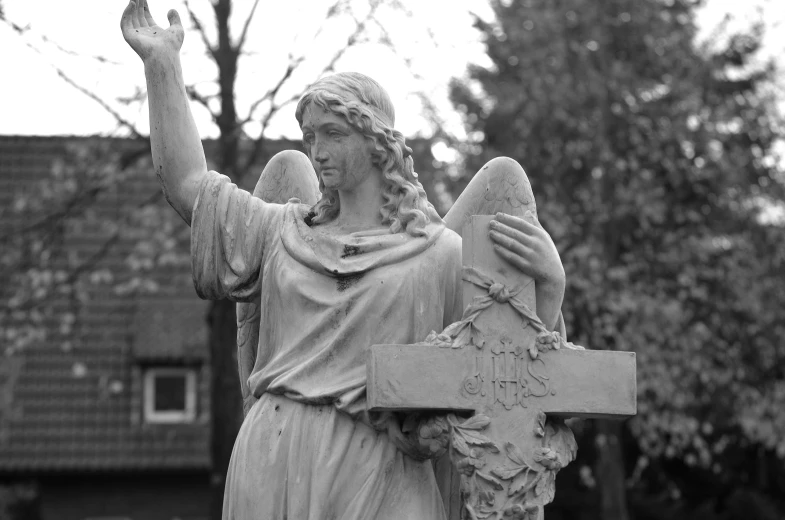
143, 367, 197, 424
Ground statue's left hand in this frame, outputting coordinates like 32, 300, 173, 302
489, 212, 565, 289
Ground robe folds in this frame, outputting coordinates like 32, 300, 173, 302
191, 171, 464, 520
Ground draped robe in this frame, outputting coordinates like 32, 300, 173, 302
191, 171, 464, 519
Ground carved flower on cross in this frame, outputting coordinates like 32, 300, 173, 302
423, 330, 453, 348
530, 331, 585, 359
400, 414, 451, 458
533, 447, 561, 470
504, 503, 540, 520
448, 414, 499, 476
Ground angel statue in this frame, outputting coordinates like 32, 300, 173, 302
121, 1, 572, 518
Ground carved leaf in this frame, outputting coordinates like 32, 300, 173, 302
467, 456, 486, 469
458, 414, 491, 431
534, 471, 548, 497
454, 323, 472, 349
460, 429, 500, 452
470, 324, 485, 349
465, 504, 491, 520
505, 441, 528, 466
536, 411, 546, 431
531, 471, 556, 505
491, 465, 525, 480
508, 469, 534, 496
476, 471, 504, 490
545, 420, 578, 467
425, 330, 453, 348
440, 321, 464, 338
452, 432, 472, 457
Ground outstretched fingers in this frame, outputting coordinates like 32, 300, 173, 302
134, 0, 148, 28
142, 0, 156, 27
167, 9, 183, 31
120, 1, 137, 33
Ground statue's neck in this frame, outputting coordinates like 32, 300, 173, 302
328, 172, 386, 234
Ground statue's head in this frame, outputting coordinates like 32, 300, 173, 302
295, 72, 432, 236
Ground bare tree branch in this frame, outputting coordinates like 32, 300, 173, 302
1, 17, 119, 65
1, 188, 164, 313
116, 86, 148, 106
183, 0, 218, 60
186, 85, 221, 123
237, 0, 378, 133
237, 0, 386, 173
3, 35, 142, 137
1, 16, 145, 137
367, 7, 456, 143
235, 0, 261, 53
238, 53, 304, 128
0, 144, 152, 245
240, 92, 301, 172
57, 71, 144, 139
321, 0, 383, 73
40, 33, 121, 65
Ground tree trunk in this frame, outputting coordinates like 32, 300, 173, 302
208, 298, 243, 520
594, 420, 629, 520
209, 3, 242, 518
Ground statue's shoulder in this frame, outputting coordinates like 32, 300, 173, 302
438, 225, 462, 247
430, 225, 462, 263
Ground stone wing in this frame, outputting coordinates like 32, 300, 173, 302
443, 157, 536, 237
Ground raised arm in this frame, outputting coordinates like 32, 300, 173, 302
121, 0, 206, 224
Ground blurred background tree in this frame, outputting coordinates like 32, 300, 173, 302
450, 0, 785, 518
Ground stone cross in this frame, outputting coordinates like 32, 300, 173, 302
366, 215, 636, 520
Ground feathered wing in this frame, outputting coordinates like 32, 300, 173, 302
443, 157, 537, 234
236, 151, 320, 416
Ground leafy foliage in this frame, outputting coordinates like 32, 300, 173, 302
450, 0, 785, 516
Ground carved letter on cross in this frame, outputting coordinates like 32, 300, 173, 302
366, 216, 636, 520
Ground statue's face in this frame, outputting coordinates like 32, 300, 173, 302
300, 103, 379, 192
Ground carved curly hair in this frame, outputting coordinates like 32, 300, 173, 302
295, 72, 432, 237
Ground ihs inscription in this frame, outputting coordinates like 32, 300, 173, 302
463, 336, 551, 410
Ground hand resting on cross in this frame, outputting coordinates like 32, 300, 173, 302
489, 211, 565, 331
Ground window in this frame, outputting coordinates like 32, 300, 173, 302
143, 368, 197, 423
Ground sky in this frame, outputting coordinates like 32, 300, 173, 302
0, 0, 784, 141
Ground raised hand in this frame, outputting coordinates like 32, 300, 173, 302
120, 0, 184, 62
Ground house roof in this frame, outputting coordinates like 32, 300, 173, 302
132, 298, 210, 361
0, 135, 213, 472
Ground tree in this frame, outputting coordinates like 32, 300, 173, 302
450, 0, 785, 518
